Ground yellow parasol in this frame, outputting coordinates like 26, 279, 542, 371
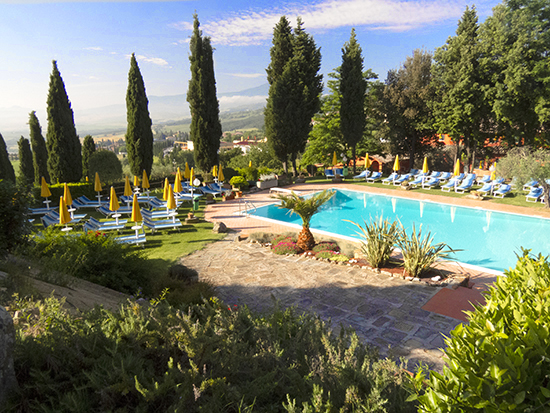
422, 157, 429, 174
364, 153, 371, 169
177, 167, 182, 182
189, 167, 195, 186
134, 175, 140, 187
393, 155, 400, 172
94, 172, 102, 192
249, 160, 252, 168
184, 162, 190, 180
142, 170, 150, 189
124, 176, 132, 197
453, 159, 461, 176
163, 178, 169, 201
490, 169, 496, 181
59, 196, 72, 231
109, 186, 121, 224
41, 177, 52, 209
174, 170, 183, 193
332, 151, 337, 166
212, 165, 218, 178
130, 193, 143, 237
218, 165, 224, 182
166, 184, 177, 221
62, 183, 72, 207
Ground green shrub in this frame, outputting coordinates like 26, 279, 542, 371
257, 166, 272, 176
347, 217, 400, 268
229, 175, 248, 190
410, 251, 550, 411
312, 241, 340, 253
25, 229, 152, 294
315, 250, 337, 259
7, 296, 415, 412
397, 224, 454, 278
88, 150, 123, 184
273, 240, 301, 255
238, 166, 259, 181
330, 253, 350, 263
271, 233, 297, 245
0, 179, 31, 255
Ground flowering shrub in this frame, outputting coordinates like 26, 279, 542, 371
312, 241, 340, 253
271, 234, 297, 245
272, 240, 301, 255
315, 250, 338, 259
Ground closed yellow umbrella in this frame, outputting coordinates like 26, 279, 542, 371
130, 193, 143, 236
189, 167, 195, 186
218, 165, 224, 182
184, 162, 190, 180
166, 184, 176, 221
134, 175, 140, 187
63, 183, 73, 207
454, 159, 461, 176
124, 176, 132, 197
59, 196, 72, 231
422, 157, 429, 174
332, 151, 337, 166
249, 160, 252, 168
41, 177, 51, 198
163, 178, 169, 201
212, 165, 218, 178
393, 155, 400, 172
177, 167, 183, 182
94, 172, 102, 192
109, 186, 121, 225
490, 169, 496, 181
142, 170, 150, 189
174, 171, 183, 193
364, 153, 371, 169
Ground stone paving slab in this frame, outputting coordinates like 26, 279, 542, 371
182, 234, 463, 371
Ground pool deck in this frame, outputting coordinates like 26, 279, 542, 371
186, 182, 545, 371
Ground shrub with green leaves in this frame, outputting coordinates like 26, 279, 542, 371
26, 229, 152, 294
397, 224, 454, 278
315, 250, 337, 260
271, 233, 297, 245
229, 175, 248, 190
330, 253, 350, 263
410, 251, 550, 411
273, 240, 301, 255
7, 295, 415, 412
0, 179, 31, 255
312, 241, 340, 253
347, 217, 400, 268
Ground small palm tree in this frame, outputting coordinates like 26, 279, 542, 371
274, 189, 335, 251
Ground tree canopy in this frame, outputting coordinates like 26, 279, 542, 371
29, 111, 49, 185
18, 136, 34, 188
82, 135, 96, 179
0, 133, 16, 184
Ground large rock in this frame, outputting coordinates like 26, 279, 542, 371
213, 222, 227, 233
0, 305, 17, 404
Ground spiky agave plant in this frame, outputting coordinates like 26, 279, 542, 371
274, 189, 335, 251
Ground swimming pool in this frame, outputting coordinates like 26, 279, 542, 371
248, 188, 550, 273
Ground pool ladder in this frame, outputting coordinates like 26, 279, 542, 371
239, 198, 257, 216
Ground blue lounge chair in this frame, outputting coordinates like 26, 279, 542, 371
438, 172, 452, 182
427, 171, 441, 179
523, 180, 538, 191
493, 184, 512, 198
40, 211, 83, 228
526, 187, 543, 202
393, 173, 412, 186
198, 185, 222, 196
455, 177, 476, 193
83, 217, 127, 232
141, 209, 176, 220
440, 176, 462, 192
353, 170, 370, 180
74, 195, 109, 208
422, 177, 440, 189
143, 217, 183, 233
147, 197, 183, 210
29, 207, 55, 215
97, 204, 132, 216
365, 171, 382, 183
478, 183, 494, 196
115, 227, 147, 246
491, 177, 505, 188
382, 172, 399, 185
408, 174, 426, 188
409, 168, 420, 175
476, 175, 491, 186
324, 169, 335, 179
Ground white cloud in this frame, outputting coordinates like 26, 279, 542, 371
185, 0, 464, 46
133, 54, 170, 67
170, 21, 194, 31
84, 46, 103, 51
172, 39, 190, 46
225, 73, 265, 79
219, 95, 267, 110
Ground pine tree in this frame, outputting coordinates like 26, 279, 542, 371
46, 61, 82, 183
187, 14, 221, 172
125, 53, 154, 177
29, 111, 49, 185
82, 135, 96, 179
265, 17, 323, 175
340, 29, 368, 174
0, 133, 16, 184
18, 136, 34, 187
432, 6, 490, 170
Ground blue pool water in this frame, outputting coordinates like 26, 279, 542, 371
249, 189, 550, 273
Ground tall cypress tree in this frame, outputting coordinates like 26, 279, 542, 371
265, 17, 322, 175
82, 135, 96, 179
125, 53, 154, 177
187, 14, 221, 172
0, 133, 16, 184
18, 136, 34, 187
29, 111, 49, 184
46, 60, 82, 183
340, 29, 367, 174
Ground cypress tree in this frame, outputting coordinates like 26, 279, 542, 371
46, 60, 82, 183
0, 133, 16, 184
340, 29, 367, 174
82, 135, 96, 178
125, 53, 154, 177
187, 14, 221, 172
29, 111, 49, 184
18, 136, 34, 187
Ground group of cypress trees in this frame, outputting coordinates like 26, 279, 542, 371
187, 14, 222, 172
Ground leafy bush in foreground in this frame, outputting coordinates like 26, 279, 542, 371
410, 251, 550, 411
7, 296, 415, 412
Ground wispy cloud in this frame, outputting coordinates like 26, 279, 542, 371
84, 46, 103, 51
173, 0, 465, 46
133, 54, 170, 67
225, 73, 265, 79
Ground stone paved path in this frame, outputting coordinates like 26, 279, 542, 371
182, 234, 463, 372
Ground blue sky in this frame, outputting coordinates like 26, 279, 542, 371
1, 0, 501, 121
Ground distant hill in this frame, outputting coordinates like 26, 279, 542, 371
157, 108, 264, 134
0, 84, 268, 150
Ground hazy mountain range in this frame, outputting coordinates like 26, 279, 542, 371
1, 83, 268, 149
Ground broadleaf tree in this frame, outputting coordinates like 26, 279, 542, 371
18, 136, 34, 188
82, 135, 96, 179
126, 53, 154, 177
28, 111, 49, 184
187, 14, 222, 172
46, 60, 82, 183
0, 133, 16, 184
265, 17, 323, 175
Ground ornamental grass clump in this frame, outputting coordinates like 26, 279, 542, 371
346, 217, 401, 268
397, 223, 454, 278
